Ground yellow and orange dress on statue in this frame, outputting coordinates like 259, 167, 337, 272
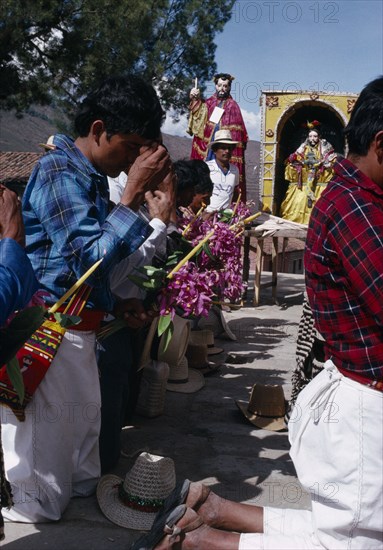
280, 139, 336, 225
188, 94, 248, 201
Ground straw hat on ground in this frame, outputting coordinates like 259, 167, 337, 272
166, 356, 205, 393
189, 329, 224, 355
185, 342, 222, 376
198, 306, 237, 341
96, 452, 176, 530
158, 315, 191, 366
135, 360, 170, 418
139, 317, 160, 369
236, 384, 287, 431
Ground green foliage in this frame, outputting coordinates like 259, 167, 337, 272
52, 312, 81, 328
158, 314, 174, 352
6, 356, 25, 403
0, 305, 46, 365
0, 0, 235, 115
157, 312, 172, 336
219, 208, 235, 223
128, 265, 168, 290
202, 241, 216, 262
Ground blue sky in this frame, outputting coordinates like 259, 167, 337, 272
163, 0, 383, 140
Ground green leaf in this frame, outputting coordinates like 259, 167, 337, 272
202, 242, 216, 262
159, 321, 174, 353
128, 274, 150, 289
6, 306, 46, 332
128, 266, 166, 289
157, 313, 173, 336
218, 209, 234, 223
142, 266, 165, 278
6, 356, 25, 404
52, 313, 82, 328
0, 306, 47, 365
165, 253, 183, 267
141, 279, 163, 290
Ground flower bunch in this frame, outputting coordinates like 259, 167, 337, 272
127, 205, 261, 348
229, 201, 252, 224
178, 200, 257, 305
195, 221, 244, 303
158, 262, 215, 320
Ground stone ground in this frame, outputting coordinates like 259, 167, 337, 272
3, 273, 309, 550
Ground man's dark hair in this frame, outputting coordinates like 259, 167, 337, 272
344, 75, 383, 156
190, 160, 213, 194
74, 75, 165, 140
173, 160, 198, 194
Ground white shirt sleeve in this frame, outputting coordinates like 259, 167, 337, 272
109, 218, 167, 300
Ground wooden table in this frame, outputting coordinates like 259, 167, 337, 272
242, 226, 307, 306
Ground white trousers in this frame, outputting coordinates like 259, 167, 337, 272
1, 330, 101, 522
239, 360, 383, 549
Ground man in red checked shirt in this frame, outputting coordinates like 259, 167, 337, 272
300, 76, 383, 548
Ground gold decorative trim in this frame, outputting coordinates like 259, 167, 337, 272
347, 98, 356, 113
266, 96, 279, 108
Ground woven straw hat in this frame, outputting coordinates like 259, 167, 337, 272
189, 329, 223, 355
96, 452, 176, 530
198, 306, 237, 341
208, 129, 239, 149
139, 317, 160, 369
135, 360, 170, 418
158, 315, 191, 366
166, 356, 205, 393
185, 342, 222, 376
236, 384, 287, 431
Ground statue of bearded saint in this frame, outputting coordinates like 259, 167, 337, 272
187, 73, 248, 201
280, 126, 337, 225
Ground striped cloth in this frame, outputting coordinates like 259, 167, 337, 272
289, 297, 324, 412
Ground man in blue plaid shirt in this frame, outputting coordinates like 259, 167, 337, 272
1, 75, 174, 523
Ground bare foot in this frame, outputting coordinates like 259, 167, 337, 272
185, 482, 223, 528
154, 506, 239, 550
154, 506, 206, 549
185, 481, 263, 534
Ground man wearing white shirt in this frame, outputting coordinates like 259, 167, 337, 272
205, 129, 240, 213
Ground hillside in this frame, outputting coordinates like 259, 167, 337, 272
0, 107, 261, 202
